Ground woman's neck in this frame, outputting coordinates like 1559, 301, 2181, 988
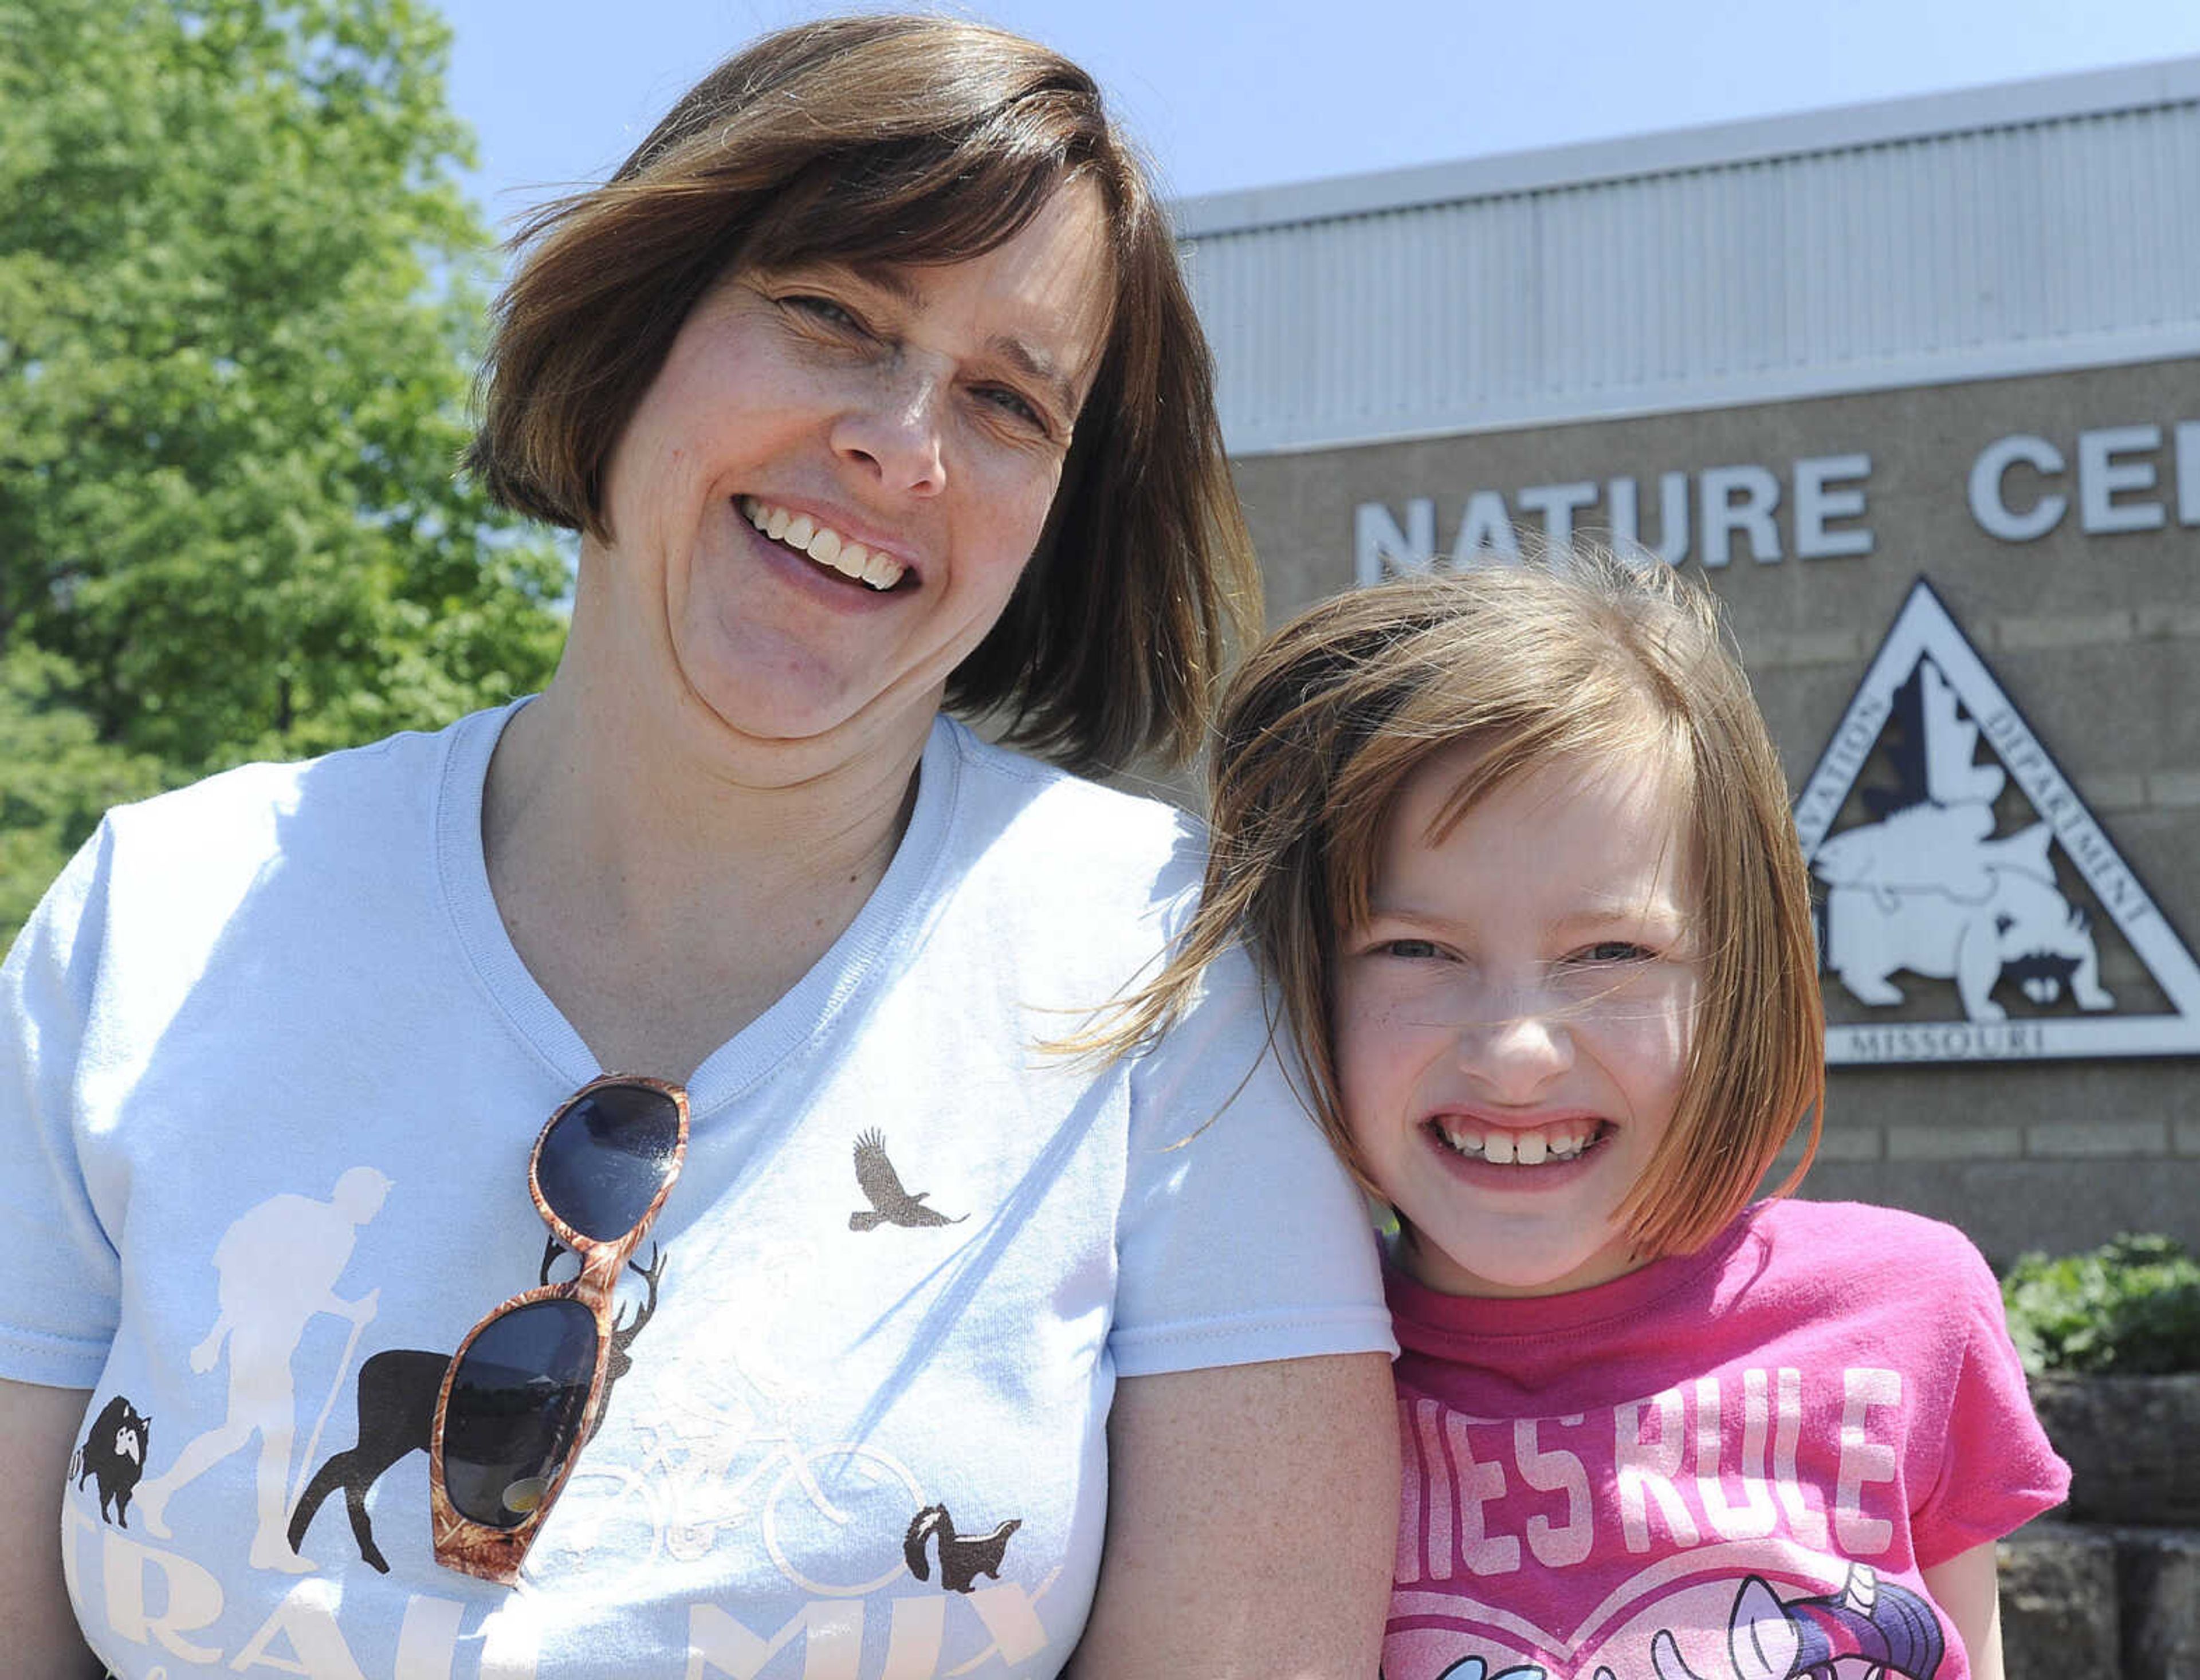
479, 654, 929, 1082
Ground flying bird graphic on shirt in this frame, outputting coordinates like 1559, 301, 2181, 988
850, 1130, 968, 1230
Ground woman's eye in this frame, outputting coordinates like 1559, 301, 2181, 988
784, 294, 865, 333
975, 383, 1048, 431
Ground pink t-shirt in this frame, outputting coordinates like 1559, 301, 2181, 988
1383, 1198, 2068, 1680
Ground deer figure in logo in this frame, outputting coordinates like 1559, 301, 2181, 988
287, 1240, 664, 1573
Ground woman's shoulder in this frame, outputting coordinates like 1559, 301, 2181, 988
933, 719, 1204, 895
98, 710, 492, 871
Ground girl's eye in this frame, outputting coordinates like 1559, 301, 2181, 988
1378, 938, 1441, 961
1579, 941, 1653, 965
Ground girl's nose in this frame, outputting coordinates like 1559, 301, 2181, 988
831, 367, 948, 497
1456, 995, 1574, 1103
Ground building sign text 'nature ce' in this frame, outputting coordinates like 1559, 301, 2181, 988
1353, 415, 2200, 584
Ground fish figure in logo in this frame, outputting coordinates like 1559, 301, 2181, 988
850, 1130, 967, 1230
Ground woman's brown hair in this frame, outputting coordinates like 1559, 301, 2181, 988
1108, 548, 1825, 1259
466, 14, 1255, 774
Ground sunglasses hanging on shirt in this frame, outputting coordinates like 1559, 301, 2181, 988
429, 1074, 688, 1583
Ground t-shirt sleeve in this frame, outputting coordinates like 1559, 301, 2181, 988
0, 825, 123, 1389
1910, 1235, 2070, 1565
1106, 943, 1394, 1378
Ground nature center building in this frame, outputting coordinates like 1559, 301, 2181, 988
1174, 60, 2200, 1262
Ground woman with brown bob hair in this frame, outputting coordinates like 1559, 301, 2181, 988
0, 17, 1397, 1676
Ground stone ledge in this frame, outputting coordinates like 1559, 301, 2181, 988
2001, 1521, 2118, 1677
2150, 769, 2200, 810
1885, 1124, 2022, 1162
1997, 611, 2138, 651
2026, 1119, 2171, 1159
1773, 1127, 1883, 1169
1744, 627, 1867, 668
2074, 770, 2148, 814
2136, 603, 2200, 639
1809, 1126, 1884, 1164
2120, 1528, 2200, 1680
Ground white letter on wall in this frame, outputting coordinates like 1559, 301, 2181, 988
1354, 498, 1436, 587
1968, 435, 2067, 541
2177, 422, 2200, 528
2078, 424, 2166, 534
1700, 465, 1782, 566
1517, 481, 1599, 550
1609, 473, 1690, 566
1453, 491, 1521, 561
1793, 454, 1874, 559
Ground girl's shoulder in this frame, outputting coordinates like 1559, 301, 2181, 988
1742, 1196, 1993, 1287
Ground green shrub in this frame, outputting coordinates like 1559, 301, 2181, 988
2002, 1234, 2200, 1376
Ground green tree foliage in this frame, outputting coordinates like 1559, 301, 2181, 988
2003, 1233, 2200, 1376
0, 646, 173, 945
1, 0, 568, 943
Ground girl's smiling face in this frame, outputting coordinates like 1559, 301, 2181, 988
1333, 742, 1705, 1297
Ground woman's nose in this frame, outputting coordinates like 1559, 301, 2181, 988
832, 367, 948, 497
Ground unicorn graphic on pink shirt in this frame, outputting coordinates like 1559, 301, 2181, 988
1653, 1564, 1944, 1680
1400, 1561, 1944, 1680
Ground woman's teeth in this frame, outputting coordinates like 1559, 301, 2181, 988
740, 497, 906, 591
1433, 1120, 1598, 1165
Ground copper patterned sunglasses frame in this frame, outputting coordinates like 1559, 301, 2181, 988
428, 1073, 689, 1583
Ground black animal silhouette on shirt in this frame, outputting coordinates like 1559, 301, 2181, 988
903, 1503, 1020, 1592
850, 1130, 966, 1230
72, 1394, 152, 1528
286, 1242, 662, 1573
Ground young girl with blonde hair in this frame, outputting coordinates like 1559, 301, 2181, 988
1126, 548, 2067, 1680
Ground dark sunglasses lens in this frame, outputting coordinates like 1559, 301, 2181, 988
536, 1083, 682, 1242
443, 1298, 599, 1528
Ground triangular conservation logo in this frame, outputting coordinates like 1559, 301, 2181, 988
1793, 579, 2200, 1064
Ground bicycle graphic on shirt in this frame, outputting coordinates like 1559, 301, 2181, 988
523, 1269, 926, 1598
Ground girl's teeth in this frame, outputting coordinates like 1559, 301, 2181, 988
1437, 1121, 1598, 1164
765, 506, 791, 540
806, 526, 842, 565
861, 552, 902, 589
783, 514, 816, 548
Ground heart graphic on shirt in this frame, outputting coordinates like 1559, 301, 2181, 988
1385, 1546, 1948, 1680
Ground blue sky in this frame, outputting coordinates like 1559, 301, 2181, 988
441, 0, 2200, 233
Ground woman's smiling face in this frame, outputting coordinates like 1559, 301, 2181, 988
1333, 742, 1706, 1298
591, 180, 1114, 761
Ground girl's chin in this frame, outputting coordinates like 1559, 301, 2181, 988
1401, 1227, 1641, 1299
